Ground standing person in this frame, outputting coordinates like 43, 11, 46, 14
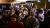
0, 15, 3, 26
23, 12, 39, 28
8, 15, 25, 28
37, 8, 44, 28
10, 8, 16, 16
42, 9, 50, 28
0, 15, 8, 28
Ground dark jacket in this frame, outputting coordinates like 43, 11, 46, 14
8, 21, 25, 28
23, 17, 38, 28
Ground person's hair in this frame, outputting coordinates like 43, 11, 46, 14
37, 9, 43, 13
28, 11, 34, 16
9, 14, 17, 21
10, 14, 17, 18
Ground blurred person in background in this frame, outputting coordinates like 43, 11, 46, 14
0, 15, 8, 28
10, 7, 16, 16
18, 5, 28, 24
0, 15, 3, 24
42, 9, 50, 28
31, 4, 37, 17
3, 9, 11, 24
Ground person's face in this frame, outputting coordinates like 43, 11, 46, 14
11, 9, 15, 15
11, 18, 16, 21
28, 15, 32, 19
23, 11, 28, 15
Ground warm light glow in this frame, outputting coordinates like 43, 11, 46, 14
16, 0, 27, 2
37, 0, 40, 2
12, 0, 27, 4
48, 0, 50, 2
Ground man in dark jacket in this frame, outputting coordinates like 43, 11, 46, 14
23, 13, 39, 28
8, 15, 25, 28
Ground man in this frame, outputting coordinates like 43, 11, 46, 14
8, 15, 25, 28
23, 12, 39, 28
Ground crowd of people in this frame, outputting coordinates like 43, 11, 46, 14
0, 2, 50, 28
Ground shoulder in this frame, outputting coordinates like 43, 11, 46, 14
17, 22, 25, 28
17, 22, 24, 25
